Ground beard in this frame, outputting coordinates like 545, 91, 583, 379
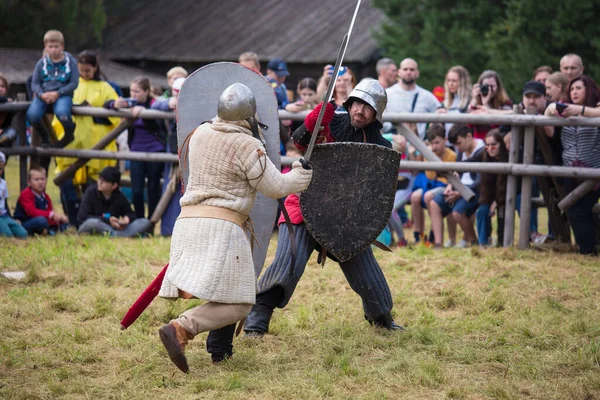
401, 78, 415, 86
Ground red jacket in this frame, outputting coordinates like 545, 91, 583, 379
14, 187, 57, 226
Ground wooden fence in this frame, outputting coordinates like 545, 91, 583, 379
2, 101, 600, 249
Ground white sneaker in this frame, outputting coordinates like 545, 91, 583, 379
531, 232, 547, 245
455, 239, 468, 248
444, 240, 455, 248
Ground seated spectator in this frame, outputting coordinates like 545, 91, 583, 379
546, 75, 600, 255
475, 129, 508, 247
0, 151, 27, 238
0, 73, 17, 156
26, 30, 79, 149
410, 124, 456, 244
77, 166, 151, 237
429, 124, 485, 248
14, 166, 68, 235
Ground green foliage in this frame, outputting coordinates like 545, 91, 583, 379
0, 0, 108, 50
373, 0, 600, 99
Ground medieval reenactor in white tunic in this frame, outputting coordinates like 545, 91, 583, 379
157, 83, 313, 373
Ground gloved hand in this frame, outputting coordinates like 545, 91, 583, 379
304, 101, 335, 133
298, 157, 311, 170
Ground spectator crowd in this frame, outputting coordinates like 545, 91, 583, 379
1, 29, 599, 256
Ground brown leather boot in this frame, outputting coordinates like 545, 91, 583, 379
159, 321, 194, 373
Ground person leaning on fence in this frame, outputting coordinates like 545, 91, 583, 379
468, 70, 512, 140
26, 30, 79, 149
77, 166, 151, 237
436, 65, 472, 137
0, 73, 18, 158
104, 76, 168, 222
13, 166, 68, 236
428, 124, 485, 248
545, 75, 600, 255
409, 124, 456, 245
50, 50, 121, 227
475, 129, 508, 247
0, 151, 27, 238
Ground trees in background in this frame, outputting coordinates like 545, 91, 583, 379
374, 0, 600, 99
0, 0, 119, 50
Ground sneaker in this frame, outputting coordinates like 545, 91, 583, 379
531, 232, 547, 245
397, 238, 408, 248
455, 239, 468, 248
444, 240, 455, 248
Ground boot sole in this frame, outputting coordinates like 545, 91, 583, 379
159, 325, 189, 373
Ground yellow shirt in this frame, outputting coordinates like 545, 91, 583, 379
425, 148, 456, 183
53, 78, 120, 182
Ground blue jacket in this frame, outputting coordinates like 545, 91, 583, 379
31, 52, 79, 97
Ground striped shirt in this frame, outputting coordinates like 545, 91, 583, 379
561, 125, 600, 169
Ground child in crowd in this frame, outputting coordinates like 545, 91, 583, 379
285, 78, 318, 113
410, 124, 456, 244
104, 76, 167, 220
14, 166, 68, 235
163, 66, 188, 98
429, 124, 485, 248
77, 166, 151, 237
0, 151, 27, 238
0, 73, 17, 155
26, 30, 79, 149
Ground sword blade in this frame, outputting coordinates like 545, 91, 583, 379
304, 0, 362, 162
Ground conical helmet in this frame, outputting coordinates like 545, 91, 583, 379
217, 83, 256, 122
343, 78, 387, 123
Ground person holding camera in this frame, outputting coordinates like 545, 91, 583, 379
468, 70, 512, 140
104, 76, 168, 222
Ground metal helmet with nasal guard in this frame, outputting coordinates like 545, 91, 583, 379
343, 78, 387, 123
217, 83, 257, 122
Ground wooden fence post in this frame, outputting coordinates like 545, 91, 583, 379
15, 94, 28, 191
503, 105, 523, 247
518, 107, 536, 249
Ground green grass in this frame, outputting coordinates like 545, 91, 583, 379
1, 234, 600, 399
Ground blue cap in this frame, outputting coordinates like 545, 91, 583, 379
267, 58, 290, 77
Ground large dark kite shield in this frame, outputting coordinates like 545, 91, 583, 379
300, 143, 400, 262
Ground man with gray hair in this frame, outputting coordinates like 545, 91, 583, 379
385, 58, 441, 139
376, 57, 397, 89
559, 53, 584, 82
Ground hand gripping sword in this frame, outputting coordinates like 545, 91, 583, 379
303, 0, 362, 163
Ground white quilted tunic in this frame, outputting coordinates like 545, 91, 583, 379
159, 119, 312, 304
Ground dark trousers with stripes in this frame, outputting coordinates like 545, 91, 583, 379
244, 223, 394, 334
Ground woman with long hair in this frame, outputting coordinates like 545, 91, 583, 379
105, 76, 168, 221
316, 65, 357, 109
53, 50, 121, 225
437, 65, 472, 135
546, 75, 600, 254
468, 70, 512, 140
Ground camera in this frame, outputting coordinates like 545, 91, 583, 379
124, 98, 138, 107
480, 84, 490, 97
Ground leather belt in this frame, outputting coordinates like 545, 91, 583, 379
177, 205, 248, 228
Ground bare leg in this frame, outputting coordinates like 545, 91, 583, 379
452, 211, 477, 244
429, 200, 445, 246
410, 189, 424, 238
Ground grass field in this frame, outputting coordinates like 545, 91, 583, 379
2, 159, 600, 399
1, 232, 600, 399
